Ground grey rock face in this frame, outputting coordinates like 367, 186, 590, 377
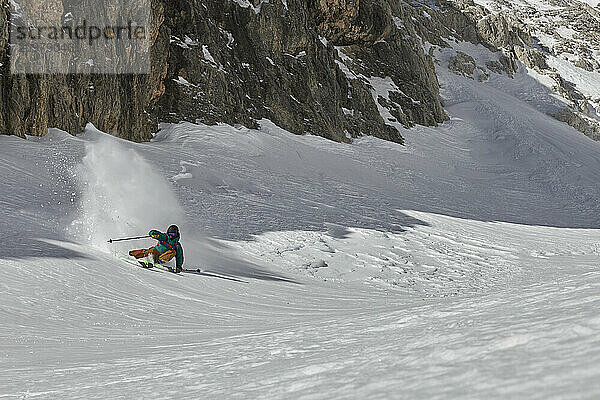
0, 0, 167, 141
0, 0, 450, 144
552, 109, 600, 141
476, 12, 532, 49
152, 0, 449, 143
513, 46, 548, 71
575, 57, 595, 72
449, 52, 477, 77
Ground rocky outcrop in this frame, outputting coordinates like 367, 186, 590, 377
444, 0, 600, 141
155, 0, 449, 142
310, 0, 391, 45
513, 46, 548, 71
476, 12, 532, 49
575, 57, 596, 72
449, 52, 477, 77
0, 0, 450, 144
551, 109, 600, 141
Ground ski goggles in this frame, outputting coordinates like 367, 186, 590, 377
168, 232, 177, 237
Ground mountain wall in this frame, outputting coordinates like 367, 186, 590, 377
4, 0, 596, 144
0, 0, 450, 143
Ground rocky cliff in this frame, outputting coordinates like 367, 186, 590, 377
0, 0, 450, 143
4, 0, 597, 144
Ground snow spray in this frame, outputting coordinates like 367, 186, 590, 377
69, 127, 184, 252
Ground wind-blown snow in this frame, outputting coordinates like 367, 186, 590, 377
2, 37, 600, 399
68, 124, 184, 252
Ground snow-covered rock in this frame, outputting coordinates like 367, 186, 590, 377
443, 0, 600, 139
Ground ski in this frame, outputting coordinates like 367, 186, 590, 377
120, 256, 245, 281
117, 255, 163, 273
118, 255, 194, 276
139, 260, 182, 274
182, 268, 249, 283
152, 263, 176, 273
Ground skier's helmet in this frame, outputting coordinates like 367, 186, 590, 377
167, 225, 179, 237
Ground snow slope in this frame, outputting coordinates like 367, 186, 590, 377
3, 57, 600, 398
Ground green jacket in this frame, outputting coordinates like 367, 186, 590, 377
149, 229, 184, 268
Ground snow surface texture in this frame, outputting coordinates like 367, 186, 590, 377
3, 44, 600, 400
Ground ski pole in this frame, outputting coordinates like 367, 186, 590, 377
107, 235, 150, 244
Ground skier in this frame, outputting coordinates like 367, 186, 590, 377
129, 225, 184, 273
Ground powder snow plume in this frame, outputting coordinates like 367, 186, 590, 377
69, 125, 184, 252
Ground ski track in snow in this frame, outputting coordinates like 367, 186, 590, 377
3, 40, 600, 399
